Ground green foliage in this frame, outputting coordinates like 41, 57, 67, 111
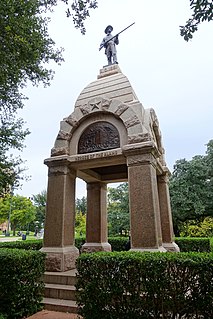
180, 0, 213, 41
175, 237, 211, 252
109, 236, 129, 252
169, 140, 213, 236
64, 0, 98, 34
76, 196, 87, 215
0, 195, 36, 235
107, 183, 130, 236
0, 239, 43, 250
32, 190, 47, 228
180, 217, 213, 238
76, 251, 213, 319
75, 211, 86, 236
0, 248, 45, 319
0, 0, 64, 193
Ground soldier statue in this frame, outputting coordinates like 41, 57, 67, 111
99, 25, 119, 65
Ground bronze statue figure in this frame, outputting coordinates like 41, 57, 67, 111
99, 22, 135, 66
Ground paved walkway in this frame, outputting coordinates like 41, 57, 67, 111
26, 310, 82, 319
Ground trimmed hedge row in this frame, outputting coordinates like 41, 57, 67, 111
0, 237, 211, 252
0, 248, 45, 319
0, 239, 43, 250
76, 236, 211, 252
76, 251, 213, 319
176, 237, 211, 252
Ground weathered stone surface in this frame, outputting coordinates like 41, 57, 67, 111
42, 64, 178, 278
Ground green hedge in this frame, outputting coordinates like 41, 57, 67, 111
1, 237, 211, 253
76, 236, 212, 253
175, 237, 211, 252
76, 251, 213, 319
0, 239, 43, 250
0, 248, 45, 319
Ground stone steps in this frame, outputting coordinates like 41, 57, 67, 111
43, 297, 78, 314
42, 270, 79, 314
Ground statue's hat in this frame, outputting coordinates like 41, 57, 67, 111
105, 25, 113, 34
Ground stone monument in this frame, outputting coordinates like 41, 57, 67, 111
41, 64, 179, 272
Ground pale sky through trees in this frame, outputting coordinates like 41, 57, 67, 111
16, 0, 213, 198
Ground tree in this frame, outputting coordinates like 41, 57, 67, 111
63, 0, 98, 35
75, 211, 86, 236
180, 0, 213, 41
0, 194, 36, 235
0, 0, 64, 193
169, 140, 213, 235
76, 196, 87, 215
32, 190, 47, 228
107, 183, 129, 236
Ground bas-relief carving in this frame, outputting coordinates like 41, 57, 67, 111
114, 103, 129, 116
124, 115, 140, 128
128, 132, 152, 144
51, 147, 69, 157
78, 97, 111, 115
57, 130, 72, 141
78, 121, 120, 154
64, 115, 78, 127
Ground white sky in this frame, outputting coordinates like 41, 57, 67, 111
15, 0, 213, 199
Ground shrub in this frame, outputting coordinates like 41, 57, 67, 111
175, 237, 211, 252
76, 251, 213, 319
180, 217, 213, 238
0, 248, 45, 319
0, 239, 43, 250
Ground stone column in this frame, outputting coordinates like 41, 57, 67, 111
41, 162, 79, 271
124, 144, 166, 252
158, 173, 180, 252
82, 182, 111, 253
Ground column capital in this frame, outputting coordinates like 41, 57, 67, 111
123, 141, 160, 157
126, 152, 157, 167
87, 182, 107, 191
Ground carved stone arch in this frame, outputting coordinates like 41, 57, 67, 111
51, 97, 144, 157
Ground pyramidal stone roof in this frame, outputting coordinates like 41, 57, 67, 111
74, 65, 139, 108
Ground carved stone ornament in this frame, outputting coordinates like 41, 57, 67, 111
114, 104, 129, 116
51, 147, 69, 157
78, 121, 120, 154
128, 133, 152, 144
57, 130, 72, 141
64, 115, 78, 127
124, 115, 140, 128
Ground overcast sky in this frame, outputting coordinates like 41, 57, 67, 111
16, 0, 213, 198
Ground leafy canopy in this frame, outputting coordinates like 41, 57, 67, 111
169, 140, 213, 235
180, 0, 213, 41
0, 0, 63, 194
0, 194, 36, 235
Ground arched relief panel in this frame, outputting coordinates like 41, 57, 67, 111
78, 121, 120, 154
69, 113, 127, 156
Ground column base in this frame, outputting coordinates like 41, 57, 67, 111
40, 246, 79, 272
130, 246, 167, 252
163, 242, 180, 252
81, 242, 111, 253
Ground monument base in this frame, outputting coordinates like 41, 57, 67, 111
81, 242, 111, 253
40, 246, 79, 272
163, 242, 180, 252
